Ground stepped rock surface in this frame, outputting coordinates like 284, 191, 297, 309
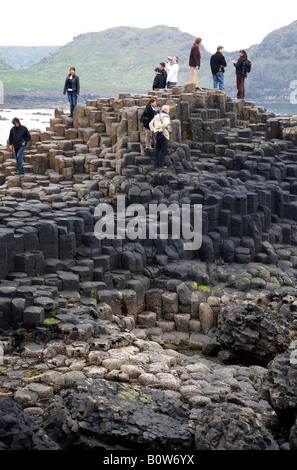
0, 85, 297, 450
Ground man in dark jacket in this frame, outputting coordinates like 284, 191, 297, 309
210, 46, 227, 91
153, 68, 164, 90
9, 118, 31, 175
63, 66, 80, 117
159, 62, 167, 88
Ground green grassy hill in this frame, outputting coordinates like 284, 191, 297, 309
0, 21, 297, 101
0, 26, 212, 93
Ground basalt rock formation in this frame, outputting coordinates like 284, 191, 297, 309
0, 85, 297, 450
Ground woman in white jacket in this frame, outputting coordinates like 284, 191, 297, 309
166, 56, 179, 88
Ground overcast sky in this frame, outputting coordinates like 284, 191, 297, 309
0, 0, 296, 52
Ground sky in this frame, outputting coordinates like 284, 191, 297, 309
0, 0, 296, 52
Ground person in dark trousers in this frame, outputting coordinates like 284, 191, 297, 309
159, 62, 167, 88
153, 68, 164, 90
210, 46, 227, 91
233, 50, 248, 99
9, 117, 31, 175
189, 38, 202, 89
142, 97, 157, 150
63, 66, 80, 117
149, 105, 172, 169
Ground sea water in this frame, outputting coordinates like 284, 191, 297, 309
0, 109, 55, 146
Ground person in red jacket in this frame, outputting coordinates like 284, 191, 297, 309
189, 38, 202, 89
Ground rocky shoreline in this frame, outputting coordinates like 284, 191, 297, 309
0, 85, 297, 451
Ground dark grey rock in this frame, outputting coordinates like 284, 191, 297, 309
195, 403, 279, 450
0, 398, 59, 450
43, 378, 193, 450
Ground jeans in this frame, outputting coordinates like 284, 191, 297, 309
67, 90, 77, 116
155, 133, 169, 168
167, 82, 177, 89
213, 72, 225, 91
15, 145, 25, 174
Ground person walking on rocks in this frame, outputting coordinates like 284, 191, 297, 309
149, 105, 172, 169
189, 38, 202, 89
63, 66, 80, 117
210, 46, 227, 91
233, 50, 248, 99
166, 56, 179, 88
8, 118, 31, 175
142, 97, 157, 150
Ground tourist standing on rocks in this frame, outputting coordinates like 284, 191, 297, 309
210, 46, 227, 91
233, 50, 248, 99
142, 97, 157, 150
8, 118, 31, 175
189, 38, 202, 89
149, 105, 172, 169
63, 66, 80, 117
153, 68, 164, 90
166, 56, 179, 88
159, 62, 167, 88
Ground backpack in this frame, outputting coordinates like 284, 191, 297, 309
242, 60, 252, 75
140, 112, 145, 123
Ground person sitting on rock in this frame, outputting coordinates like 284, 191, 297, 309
142, 97, 157, 150
149, 105, 172, 169
153, 68, 164, 90
8, 117, 31, 176
63, 66, 80, 117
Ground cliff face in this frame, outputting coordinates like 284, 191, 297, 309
244, 20, 297, 100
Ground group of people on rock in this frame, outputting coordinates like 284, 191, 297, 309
153, 39, 250, 100
152, 57, 179, 90
9, 40, 250, 176
145, 40, 250, 169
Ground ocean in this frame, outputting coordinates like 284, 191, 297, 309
0, 109, 55, 146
